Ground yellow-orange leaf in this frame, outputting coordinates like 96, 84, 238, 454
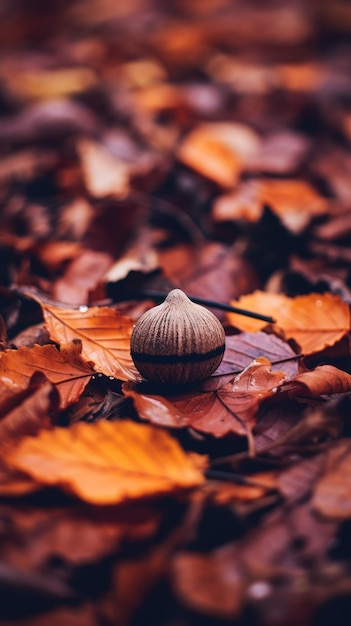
227, 291, 350, 354
40, 303, 140, 381
259, 178, 328, 234
4, 421, 205, 505
178, 122, 260, 188
0, 342, 94, 408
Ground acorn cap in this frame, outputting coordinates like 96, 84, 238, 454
130, 289, 225, 385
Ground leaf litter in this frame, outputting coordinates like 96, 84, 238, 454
1, 1, 351, 625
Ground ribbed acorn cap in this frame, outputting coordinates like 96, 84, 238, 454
130, 289, 225, 385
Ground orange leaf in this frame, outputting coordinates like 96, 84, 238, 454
0, 373, 59, 497
0, 342, 94, 409
177, 122, 260, 188
283, 365, 351, 397
124, 358, 286, 439
259, 178, 328, 234
77, 139, 130, 198
4, 421, 205, 505
227, 291, 350, 354
0, 372, 59, 446
39, 302, 140, 381
313, 441, 351, 520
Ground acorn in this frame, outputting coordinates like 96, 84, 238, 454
130, 289, 225, 385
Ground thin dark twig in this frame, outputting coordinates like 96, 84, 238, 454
205, 469, 275, 489
138, 290, 275, 323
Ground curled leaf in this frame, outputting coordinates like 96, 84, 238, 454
283, 364, 351, 397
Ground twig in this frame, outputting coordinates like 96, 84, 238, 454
138, 290, 275, 323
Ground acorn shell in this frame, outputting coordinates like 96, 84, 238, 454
130, 289, 225, 385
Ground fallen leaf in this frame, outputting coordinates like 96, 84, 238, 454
2, 67, 97, 100
283, 364, 351, 397
259, 178, 328, 234
212, 182, 263, 223
313, 440, 351, 520
159, 242, 258, 321
124, 358, 286, 439
172, 550, 245, 618
4, 421, 205, 505
216, 331, 300, 381
177, 122, 260, 188
53, 249, 113, 305
227, 291, 350, 354
77, 139, 130, 198
39, 302, 140, 381
1, 502, 161, 569
0, 372, 59, 446
0, 342, 94, 408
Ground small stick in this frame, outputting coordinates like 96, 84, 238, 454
139, 290, 275, 323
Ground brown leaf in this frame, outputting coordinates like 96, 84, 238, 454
39, 302, 140, 381
4, 421, 205, 505
172, 550, 245, 618
259, 178, 328, 234
77, 139, 130, 198
159, 242, 258, 321
177, 122, 260, 188
2, 67, 97, 101
124, 357, 286, 439
216, 331, 300, 381
53, 249, 113, 305
0, 342, 94, 409
1, 502, 161, 569
0, 372, 59, 447
228, 291, 350, 354
313, 440, 351, 520
283, 364, 351, 397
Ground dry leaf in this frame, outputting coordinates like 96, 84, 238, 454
177, 122, 260, 188
313, 441, 351, 520
77, 139, 130, 198
4, 421, 205, 505
227, 291, 350, 354
283, 364, 351, 397
1, 503, 161, 569
124, 358, 286, 439
0, 372, 58, 446
39, 302, 140, 381
259, 178, 328, 234
0, 342, 94, 409
216, 331, 300, 381
2, 67, 97, 100
53, 249, 113, 305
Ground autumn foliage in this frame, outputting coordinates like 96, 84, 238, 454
1, 1, 351, 625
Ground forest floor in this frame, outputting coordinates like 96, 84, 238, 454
1, 1, 351, 625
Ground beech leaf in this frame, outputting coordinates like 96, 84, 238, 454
4, 421, 206, 505
0, 342, 94, 409
39, 302, 141, 381
227, 291, 350, 354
